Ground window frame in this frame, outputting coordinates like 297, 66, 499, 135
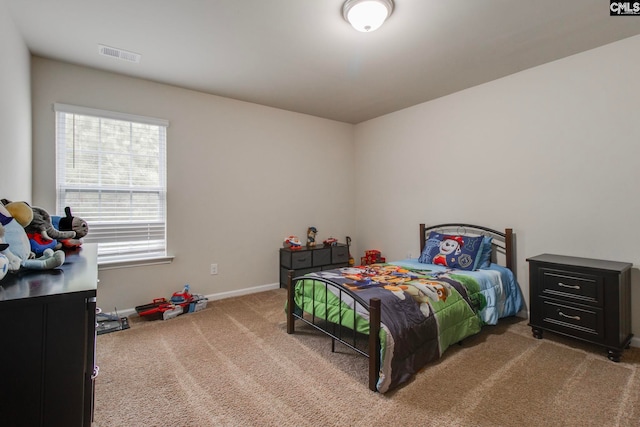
54, 103, 172, 268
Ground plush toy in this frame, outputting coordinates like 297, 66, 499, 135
0, 223, 9, 281
0, 253, 8, 281
306, 226, 317, 247
27, 231, 59, 255
51, 207, 89, 249
27, 206, 76, 254
1, 200, 76, 255
0, 202, 65, 271
283, 235, 302, 250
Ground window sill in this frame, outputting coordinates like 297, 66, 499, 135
98, 255, 174, 271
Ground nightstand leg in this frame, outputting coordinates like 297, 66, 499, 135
607, 349, 621, 362
531, 327, 543, 339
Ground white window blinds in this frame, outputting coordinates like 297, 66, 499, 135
54, 103, 168, 264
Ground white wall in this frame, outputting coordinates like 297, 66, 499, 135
354, 35, 640, 337
0, 0, 32, 200
9, 3, 640, 339
31, 58, 355, 311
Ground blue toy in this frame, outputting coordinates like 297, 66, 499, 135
0, 201, 65, 271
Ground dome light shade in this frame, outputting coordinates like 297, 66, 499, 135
343, 0, 394, 32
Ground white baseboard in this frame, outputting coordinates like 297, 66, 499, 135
205, 282, 280, 302
103, 283, 281, 318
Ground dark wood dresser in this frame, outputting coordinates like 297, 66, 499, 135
0, 244, 98, 426
527, 253, 632, 362
280, 244, 350, 288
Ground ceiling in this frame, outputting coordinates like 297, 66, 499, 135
6, 0, 640, 124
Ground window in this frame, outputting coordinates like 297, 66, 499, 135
54, 103, 169, 265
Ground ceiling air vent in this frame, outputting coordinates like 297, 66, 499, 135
98, 44, 141, 63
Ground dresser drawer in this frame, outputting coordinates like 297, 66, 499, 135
280, 250, 312, 269
312, 248, 331, 266
331, 245, 349, 264
539, 268, 603, 307
280, 266, 321, 286
540, 299, 604, 342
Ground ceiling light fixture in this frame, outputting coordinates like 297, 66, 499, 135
342, 0, 394, 32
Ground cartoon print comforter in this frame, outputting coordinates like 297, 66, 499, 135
292, 262, 523, 393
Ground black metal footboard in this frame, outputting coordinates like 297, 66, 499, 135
286, 270, 381, 392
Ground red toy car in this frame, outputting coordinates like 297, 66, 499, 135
135, 298, 176, 320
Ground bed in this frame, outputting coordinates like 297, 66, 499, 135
285, 223, 523, 393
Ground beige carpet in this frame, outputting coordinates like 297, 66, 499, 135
94, 289, 640, 426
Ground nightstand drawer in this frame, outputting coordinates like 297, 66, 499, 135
540, 268, 603, 307
540, 299, 603, 341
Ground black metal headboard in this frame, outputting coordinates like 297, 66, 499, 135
419, 223, 514, 272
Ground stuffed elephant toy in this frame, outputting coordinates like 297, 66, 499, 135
51, 206, 89, 249
24, 205, 77, 241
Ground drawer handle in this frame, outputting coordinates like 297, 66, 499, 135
558, 282, 580, 290
558, 311, 581, 321
298, 258, 307, 262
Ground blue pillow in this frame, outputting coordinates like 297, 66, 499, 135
477, 236, 493, 269
419, 231, 484, 271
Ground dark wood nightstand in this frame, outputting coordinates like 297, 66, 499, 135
279, 244, 349, 288
527, 253, 633, 362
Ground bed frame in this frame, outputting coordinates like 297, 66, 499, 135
286, 223, 514, 392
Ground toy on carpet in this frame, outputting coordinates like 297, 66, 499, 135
51, 207, 89, 249
134, 297, 175, 321
96, 309, 130, 335
0, 201, 65, 271
135, 285, 208, 321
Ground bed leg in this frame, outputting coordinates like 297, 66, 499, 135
368, 298, 381, 392
287, 270, 295, 334
505, 228, 513, 272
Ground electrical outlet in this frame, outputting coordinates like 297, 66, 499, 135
210, 263, 218, 275
407, 252, 412, 259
